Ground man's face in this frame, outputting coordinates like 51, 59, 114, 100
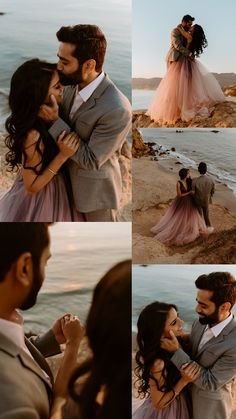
195, 289, 220, 325
182, 20, 193, 30
57, 42, 83, 86
20, 244, 51, 310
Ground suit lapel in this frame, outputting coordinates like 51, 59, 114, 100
66, 73, 112, 126
24, 337, 54, 385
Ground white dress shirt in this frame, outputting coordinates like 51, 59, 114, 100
198, 313, 233, 351
69, 71, 105, 120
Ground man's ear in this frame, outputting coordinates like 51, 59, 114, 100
14, 252, 33, 288
84, 59, 96, 72
220, 302, 231, 313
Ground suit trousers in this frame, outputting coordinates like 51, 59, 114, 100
197, 205, 211, 226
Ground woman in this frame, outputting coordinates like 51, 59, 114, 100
147, 25, 225, 124
133, 301, 199, 419
50, 260, 131, 419
150, 168, 208, 246
0, 59, 83, 221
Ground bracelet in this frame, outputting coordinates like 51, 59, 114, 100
48, 167, 57, 176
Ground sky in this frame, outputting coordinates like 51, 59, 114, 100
133, 0, 236, 77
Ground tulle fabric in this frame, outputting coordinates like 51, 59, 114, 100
151, 195, 208, 246
147, 58, 225, 124
0, 172, 83, 222
133, 394, 190, 419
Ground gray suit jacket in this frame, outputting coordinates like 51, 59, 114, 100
55, 74, 132, 213
192, 174, 215, 207
0, 329, 60, 419
166, 27, 190, 64
171, 317, 236, 419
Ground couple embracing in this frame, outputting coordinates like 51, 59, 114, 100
0, 24, 131, 222
133, 272, 236, 419
151, 162, 215, 246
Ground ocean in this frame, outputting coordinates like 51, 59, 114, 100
23, 222, 131, 334
132, 89, 236, 111
132, 265, 236, 333
132, 89, 155, 110
0, 0, 131, 130
140, 128, 236, 196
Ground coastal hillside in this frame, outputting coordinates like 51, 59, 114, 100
132, 73, 236, 90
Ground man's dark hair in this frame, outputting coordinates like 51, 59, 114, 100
198, 161, 207, 174
0, 223, 50, 282
56, 24, 107, 72
182, 14, 195, 23
195, 272, 236, 309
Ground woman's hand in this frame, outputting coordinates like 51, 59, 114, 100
180, 361, 200, 383
61, 314, 85, 346
57, 131, 80, 158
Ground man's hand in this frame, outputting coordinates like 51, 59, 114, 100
160, 330, 180, 352
38, 94, 59, 122
52, 313, 72, 344
62, 314, 85, 345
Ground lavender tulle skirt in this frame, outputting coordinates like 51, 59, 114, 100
133, 394, 190, 419
0, 172, 84, 222
151, 195, 208, 246
147, 58, 225, 124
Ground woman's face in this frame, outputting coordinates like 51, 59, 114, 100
45, 71, 64, 105
162, 308, 184, 338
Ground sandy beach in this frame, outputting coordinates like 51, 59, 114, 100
133, 155, 236, 264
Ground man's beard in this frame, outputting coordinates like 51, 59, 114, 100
58, 66, 84, 86
20, 263, 43, 310
198, 308, 220, 325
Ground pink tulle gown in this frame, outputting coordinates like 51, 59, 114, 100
147, 58, 225, 124
0, 171, 84, 222
133, 393, 190, 419
151, 181, 208, 246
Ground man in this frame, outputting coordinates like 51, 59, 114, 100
166, 14, 195, 67
0, 223, 80, 418
161, 271, 236, 419
40, 24, 132, 222
192, 161, 215, 230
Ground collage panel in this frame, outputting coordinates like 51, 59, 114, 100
0, 222, 132, 418
0, 0, 132, 222
133, 0, 236, 129
133, 127, 236, 264
132, 264, 236, 419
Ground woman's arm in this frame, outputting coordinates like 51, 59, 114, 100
22, 130, 80, 193
149, 359, 199, 410
176, 182, 193, 197
50, 315, 84, 417
177, 24, 192, 43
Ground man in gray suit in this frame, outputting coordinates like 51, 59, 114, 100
166, 14, 194, 67
41, 24, 132, 222
192, 161, 215, 230
161, 271, 236, 419
0, 223, 81, 419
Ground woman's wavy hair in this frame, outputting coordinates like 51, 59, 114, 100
5, 59, 59, 174
189, 24, 208, 57
68, 260, 131, 419
135, 301, 181, 398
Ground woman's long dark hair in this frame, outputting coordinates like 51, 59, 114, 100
135, 302, 181, 398
5, 59, 59, 174
68, 260, 131, 419
189, 24, 208, 57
